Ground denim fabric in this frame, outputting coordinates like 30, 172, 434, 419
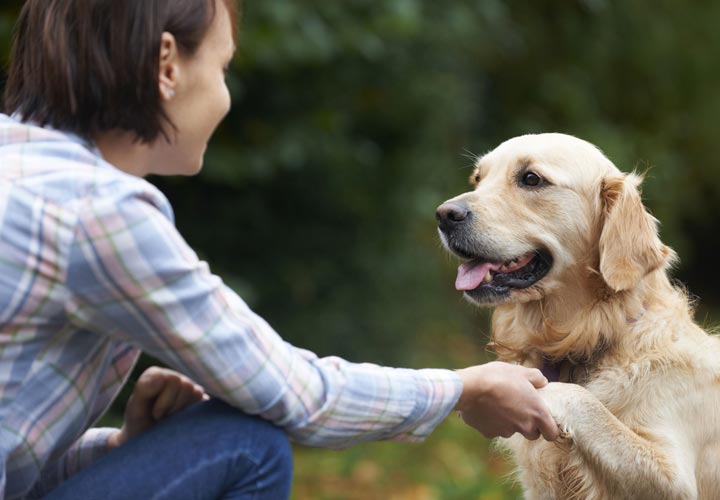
43, 400, 293, 500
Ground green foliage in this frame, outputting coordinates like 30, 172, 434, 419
159, 0, 507, 363
293, 416, 521, 500
156, 0, 720, 363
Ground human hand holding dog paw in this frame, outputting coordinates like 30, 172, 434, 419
108, 366, 207, 449
455, 361, 560, 441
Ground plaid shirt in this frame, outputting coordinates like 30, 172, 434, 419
0, 114, 462, 499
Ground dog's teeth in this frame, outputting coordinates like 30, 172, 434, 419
484, 272, 493, 282
500, 265, 508, 272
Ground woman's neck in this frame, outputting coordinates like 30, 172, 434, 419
94, 130, 158, 177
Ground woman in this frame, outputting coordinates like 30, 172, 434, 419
0, 0, 559, 498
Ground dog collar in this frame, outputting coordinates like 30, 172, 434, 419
540, 358, 590, 385
540, 361, 562, 383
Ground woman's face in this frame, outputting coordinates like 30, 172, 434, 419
153, 0, 236, 176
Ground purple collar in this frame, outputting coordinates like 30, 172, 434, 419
540, 361, 562, 383
540, 358, 591, 384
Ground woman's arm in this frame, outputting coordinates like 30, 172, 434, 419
64, 191, 462, 448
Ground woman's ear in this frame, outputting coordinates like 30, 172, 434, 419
598, 173, 674, 292
158, 32, 179, 100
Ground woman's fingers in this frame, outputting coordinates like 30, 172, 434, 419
168, 382, 206, 415
148, 369, 205, 420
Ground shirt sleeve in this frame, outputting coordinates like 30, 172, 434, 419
60, 428, 117, 477
30, 341, 140, 495
28, 428, 117, 498
64, 189, 462, 448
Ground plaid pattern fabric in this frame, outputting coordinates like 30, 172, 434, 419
0, 114, 462, 499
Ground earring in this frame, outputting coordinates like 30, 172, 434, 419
166, 89, 176, 99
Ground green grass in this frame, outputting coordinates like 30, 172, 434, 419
291, 415, 522, 500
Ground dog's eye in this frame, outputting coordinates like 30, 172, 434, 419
521, 171, 543, 187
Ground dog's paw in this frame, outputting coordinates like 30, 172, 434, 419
538, 382, 593, 436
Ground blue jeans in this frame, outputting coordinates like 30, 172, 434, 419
44, 400, 293, 500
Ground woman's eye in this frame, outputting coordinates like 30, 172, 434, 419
521, 171, 543, 187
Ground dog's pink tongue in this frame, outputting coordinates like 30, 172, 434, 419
456, 261, 496, 291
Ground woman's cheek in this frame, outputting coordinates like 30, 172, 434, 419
220, 84, 231, 118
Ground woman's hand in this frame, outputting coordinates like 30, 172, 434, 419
455, 361, 560, 441
108, 367, 207, 449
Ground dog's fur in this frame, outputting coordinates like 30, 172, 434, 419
438, 133, 720, 500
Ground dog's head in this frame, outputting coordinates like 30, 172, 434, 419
437, 133, 674, 307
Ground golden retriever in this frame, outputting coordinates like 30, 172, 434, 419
436, 133, 720, 500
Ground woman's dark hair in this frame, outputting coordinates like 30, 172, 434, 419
3, 0, 238, 143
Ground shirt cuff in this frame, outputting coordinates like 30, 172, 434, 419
393, 368, 463, 442
63, 427, 118, 479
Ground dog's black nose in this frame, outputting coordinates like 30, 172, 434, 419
436, 202, 470, 232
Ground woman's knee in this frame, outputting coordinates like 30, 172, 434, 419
42, 400, 293, 500
187, 401, 292, 468
188, 399, 289, 443
185, 399, 293, 497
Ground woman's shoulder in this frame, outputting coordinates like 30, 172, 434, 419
0, 114, 173, 221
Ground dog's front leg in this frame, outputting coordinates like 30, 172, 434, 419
539, 382, 697, 500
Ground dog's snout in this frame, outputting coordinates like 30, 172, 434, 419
436, 202, 470, 232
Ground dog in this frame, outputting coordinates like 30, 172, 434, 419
436, 133, 720, 500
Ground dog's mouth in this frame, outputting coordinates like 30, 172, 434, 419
454, 249, 553, 302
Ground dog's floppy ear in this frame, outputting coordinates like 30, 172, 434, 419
599, 173, 672, 292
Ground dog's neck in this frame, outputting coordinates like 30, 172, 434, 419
490, 269, 676, 368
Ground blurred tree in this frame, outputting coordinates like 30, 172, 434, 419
2, 0, 720, 364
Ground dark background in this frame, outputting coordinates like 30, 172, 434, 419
2, 1, 719, 498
